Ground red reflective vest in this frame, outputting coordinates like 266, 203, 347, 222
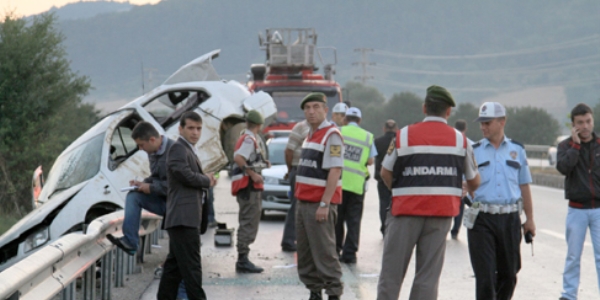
231, 134, 264, 196
390, 121, 466, 217
295, 124, 342, 204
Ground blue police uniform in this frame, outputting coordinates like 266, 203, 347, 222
468, 136, 532, 300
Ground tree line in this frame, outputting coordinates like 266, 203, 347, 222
344, 82, 561, 146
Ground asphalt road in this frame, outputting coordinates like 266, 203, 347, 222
134, 171, 599, 300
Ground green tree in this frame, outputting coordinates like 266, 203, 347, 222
504, 106, 559, 145
343, 81, 386, 134
0, 13, 97, 216
382, 92, 424, 129
449, 102, 483, 141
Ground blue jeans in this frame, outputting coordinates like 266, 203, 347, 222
561, 207, 600, 300
122, 191, 166, 249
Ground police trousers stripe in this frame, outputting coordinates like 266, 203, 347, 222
392, 186, 462, 197
343, 166, 367, 177
296, 175, 342, 187
396, 146, 466, 157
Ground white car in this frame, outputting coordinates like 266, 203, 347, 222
548, 135, 570, 165
0, 50, 276, 270
261, 136, 291, 218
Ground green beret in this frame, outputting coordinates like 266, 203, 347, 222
246, 110, 264, 124
300, 92, 327, 109
426, 85, 455, 107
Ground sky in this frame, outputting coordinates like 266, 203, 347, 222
0, 0, 160, 17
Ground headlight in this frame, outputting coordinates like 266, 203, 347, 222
24, 226, 50, 253
263, 176, 279, 185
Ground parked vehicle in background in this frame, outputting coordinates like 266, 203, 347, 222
261, 136, 291, 218
548, 134, 570, 165
247, 28, 342, 135
0, 50, 276, 271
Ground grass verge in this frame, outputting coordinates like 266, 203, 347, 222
0, 214, 20, 235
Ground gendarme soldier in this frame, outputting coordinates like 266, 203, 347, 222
377, 85, 480, 300
295, 92, 344, 300
231, 109, 270, 273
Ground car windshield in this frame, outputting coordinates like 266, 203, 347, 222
268, 141, 287, 165
41, 134, 104, 200
270, 91, 339, 123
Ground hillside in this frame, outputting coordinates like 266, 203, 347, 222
47, 0, 600, 118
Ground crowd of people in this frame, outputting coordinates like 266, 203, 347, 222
105, 85, 600, 300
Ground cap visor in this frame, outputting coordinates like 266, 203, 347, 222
474, 116, 494, 122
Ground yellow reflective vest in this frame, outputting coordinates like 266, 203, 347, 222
341, 124, 373, 195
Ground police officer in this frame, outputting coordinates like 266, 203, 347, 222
331, 102, 348, 127
280, 119, 310, 252
377, 85, 480, 300
469, 102, 536, 300
231, 110, 270, 273
295, 92, 344, 300
336, 107, 376, 263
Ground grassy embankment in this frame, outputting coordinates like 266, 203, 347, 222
0, 214, 20, 235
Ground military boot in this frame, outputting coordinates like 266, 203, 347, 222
235, 253, 264, 273
308, 290, 322, 300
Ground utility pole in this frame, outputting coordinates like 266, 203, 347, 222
352, 48, 375, 84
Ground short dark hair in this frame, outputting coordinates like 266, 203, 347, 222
180, 111, 202, 127
454, 119, 467, 132
424, 97, 450, 117
345, 116, 361, 124
571, 103, 593, 122
384, 119, 397, 131
131, 121, 160, 141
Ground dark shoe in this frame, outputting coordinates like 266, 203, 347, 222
451, 233, 458, 240
282, 244, 297, 252
309, 290, 322, 300
106, 234, 136, 256
339, 256, 357, 264
328, 296, 340, 300
236, 254, 264, 273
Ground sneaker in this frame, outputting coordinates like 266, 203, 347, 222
309, 291, 322, 300
106, 234, 136, 256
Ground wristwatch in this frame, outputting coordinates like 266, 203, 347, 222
319, 201, 329, 208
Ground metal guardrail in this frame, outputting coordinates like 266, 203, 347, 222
524, 144, 551, 160
0, 211, 163, 300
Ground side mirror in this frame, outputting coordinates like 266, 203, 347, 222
31, 166, 44, 209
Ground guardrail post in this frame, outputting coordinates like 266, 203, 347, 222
82, 264, 96, 300
115, 249, 124, 288
101, 250, 113, 300
61, 282, 75, 300
145, 235, 152, 255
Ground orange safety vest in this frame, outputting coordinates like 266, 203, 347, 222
295, 124, 343, 204
231, 134, 264, 196
390, 121, 466, 217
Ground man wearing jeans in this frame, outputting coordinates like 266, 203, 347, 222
107, 121, 175, 255
556, 103, 600, 300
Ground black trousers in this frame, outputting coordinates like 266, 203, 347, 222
157, 227, 206, 300
450, 198, 467, 236
376, 181, 392, 235
335, 190, 365, 259
467, 212, 522, 300
281, 167, 297, 249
